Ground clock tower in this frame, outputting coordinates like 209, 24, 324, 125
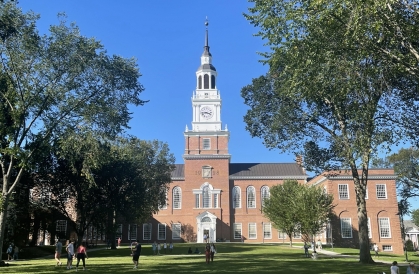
184, 19, 230, 158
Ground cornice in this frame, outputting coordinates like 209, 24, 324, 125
183, 154, 231, 160
229, 175, 308, 180
183, 131, 230, 137
310, 175, 397, 186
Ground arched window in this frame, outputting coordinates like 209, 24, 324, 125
198, 75, 202, 89
201, 216, 211, 223
173, 187, 181, 209
261, 186, 270, 207
204, 74, 209, 89
233, 186, 241, 208
211, 75, 215, 89
203, 186, 211, 208
247, 186, 256, 208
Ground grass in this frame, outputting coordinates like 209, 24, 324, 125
0, 243, 411, 274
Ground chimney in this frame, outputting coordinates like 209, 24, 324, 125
295, 155, 303, 167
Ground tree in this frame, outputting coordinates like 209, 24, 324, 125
298, 184, 335, 251
0, 3, 146, 260
262, 180, 334, 248
90, 137, 175, 248
243, 0, 419, 263
262, 180, 303, 247
411, 208, 419, 228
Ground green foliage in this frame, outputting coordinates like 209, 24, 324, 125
243, 0, 419, 263
263, 180, 334, 247
406, 239, 414, 252
263, 180, 302, 245
0, 3, 147, 259
411, 209, 419, 228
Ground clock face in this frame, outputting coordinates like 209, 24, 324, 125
200, 106, 213, 119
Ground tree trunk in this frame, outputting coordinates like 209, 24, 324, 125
0, 194, 10, 262
351, 164, 374, 263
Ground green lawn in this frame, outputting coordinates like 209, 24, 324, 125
0, 243, 409, 273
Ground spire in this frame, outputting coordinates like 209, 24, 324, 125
203, 17, 211, 57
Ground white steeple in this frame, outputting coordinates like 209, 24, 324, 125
188, 18, 225, 132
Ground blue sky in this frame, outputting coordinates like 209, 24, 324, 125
18, 0, 297, 165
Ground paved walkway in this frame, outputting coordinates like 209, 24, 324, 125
308, 247, 411, 267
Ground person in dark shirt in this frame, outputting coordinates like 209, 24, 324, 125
132, 241, 141, 269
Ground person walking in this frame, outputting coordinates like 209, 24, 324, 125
132, 240, 142, 269
55, 239, 63, 266
152, 241, 157, 255
317, 239, 322, 250
373, 243, 379, 257
157, 242, 161, 255
304, 242, 310, 258
66, 240, 75, 270
169, 242, 173, 253
6, 244, 13, 260
205, 244, 211, 264
13, 245, 19, 261
163, 242, 167, 254
407, 262, 418, 274
210, 243, 216, 262
117, 237, 121, 248
390, 261, 400, 274
75, 242, 88, 271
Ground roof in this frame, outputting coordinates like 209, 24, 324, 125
171, 163, 307, 180
229, 163, 306, 178
197, 64, 216, 71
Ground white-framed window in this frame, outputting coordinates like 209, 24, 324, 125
56, 220, 67, 236
247, 186, 256, 208
261, 186, 270, 207
116, 224, 122, 240
213, 193, 218, 208
249, 223, 257, 239
263, 223, 272, 239
128, 224, 137, 241
203, 186, 211, 208
195, 194, 200, 208
382, 245, 393, 251
278, 230, 287, 239
143, 223, 151, 240
338, 184, 349, 199
233, 186, 241, 208
367, 218, 372, 238
234, 223, 242, 239
158, 223, 166, 240
376, 184, 387, 199
173, 186, 182, 209
203, 138, 211, 150
340, 218, 353, 238
172, 223, 181, 239
293, 230, 301, 239
379, 217, 391, 238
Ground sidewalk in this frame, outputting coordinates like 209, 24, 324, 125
298, 246, 411, 266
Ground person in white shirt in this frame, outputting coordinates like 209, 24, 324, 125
65, 240, 75, 270
390, 261, 400, 274
210, 243, 216, 262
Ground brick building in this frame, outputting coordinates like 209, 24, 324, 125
112, 23, 403, 255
